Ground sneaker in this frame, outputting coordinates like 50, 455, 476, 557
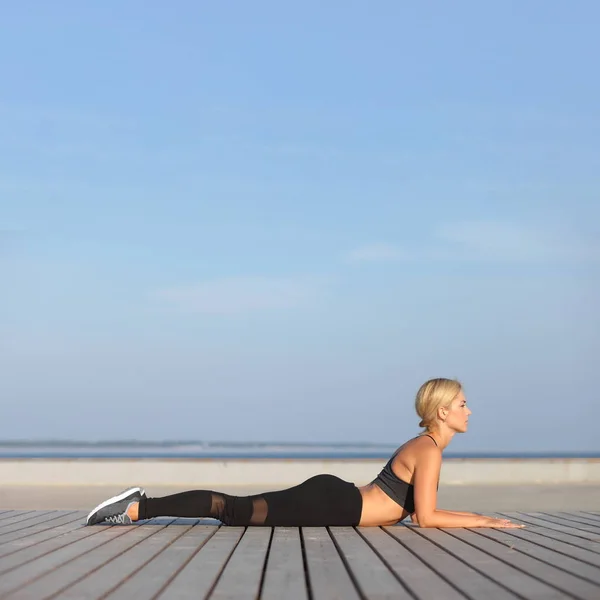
86, 486, 146, 526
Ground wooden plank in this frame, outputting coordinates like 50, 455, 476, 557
0, 513, 85, 552
155, 527, 244, 600
302, 527, 361, 600
0, 512, 25, 521
330, 526, 412, 599
56, 522, 201, 599
530, 512, 600, 530
471, 528, 600, 586
516, 512, 600, 543
0, 519, 94, 574
0, 512, 73, 537
0, 512, 18, 521
558, 513, 600, 528
442, 527, 599, 599
359, 526, 465, 600
0, 511, 80, 542
384, 526, 518, 599
494, 514, 600, 557
261, 527, 308, 600
419, 527, 568, 600
488, 525, 600, 569
517, 513, 600, 540
0, 512, 45, 526
533, 513, 600, 535
56, 519, 211, 600
210, 526, 271, 600
0, 524, 132, 596
574, 512, 600, 524
498, 513, 600, 550
580, 511, 600, 520
5, 521, 182, 600
0, 511, 52, 530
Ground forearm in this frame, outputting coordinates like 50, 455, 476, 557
417, 510, 487, 528
437, 509, 482, 518
410, 508, 480, 525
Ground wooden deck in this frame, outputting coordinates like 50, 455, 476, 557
0, 511, 599, 599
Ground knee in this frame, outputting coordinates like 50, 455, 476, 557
211, 494, 228, 523
219, 495, 253, 526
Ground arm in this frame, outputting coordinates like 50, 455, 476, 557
437, 509, 482, 517
412, 447, 522, 528
411, 509, 481, 525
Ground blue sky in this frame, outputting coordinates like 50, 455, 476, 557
1, 1, 598, 452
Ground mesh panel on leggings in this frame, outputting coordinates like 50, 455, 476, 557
209, 493, 227, 522
249, 497, 268, 525
210, 494, 268, 525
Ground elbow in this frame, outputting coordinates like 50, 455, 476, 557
415, 513, 435, 528
418, 520, 435, 528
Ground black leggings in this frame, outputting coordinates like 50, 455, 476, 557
137, 474, 363, 526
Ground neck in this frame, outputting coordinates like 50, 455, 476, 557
426, 427, 455, 450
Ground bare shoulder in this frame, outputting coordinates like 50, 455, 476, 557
411, 436, 442, 465
390, 436, 440, 480
393, 435, 438, 458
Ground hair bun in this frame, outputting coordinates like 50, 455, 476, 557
419, 419, 427, 428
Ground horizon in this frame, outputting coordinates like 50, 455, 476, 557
2, 1, 599, 454
0, 438, 598, 457
1, 437, 599, 459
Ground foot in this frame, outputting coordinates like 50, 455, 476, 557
86, 486, 146, 526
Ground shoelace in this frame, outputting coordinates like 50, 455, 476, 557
104, 512, 129, 524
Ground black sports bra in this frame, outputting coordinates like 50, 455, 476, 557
371, 434, 438, 514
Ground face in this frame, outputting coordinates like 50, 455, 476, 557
442, 390, 472, 433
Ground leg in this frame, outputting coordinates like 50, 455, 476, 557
139, 475, 361, 526
87, 475, 362, 527
261, 474, 362, 526
138, 489, 267, 525
86, 487, 266, 526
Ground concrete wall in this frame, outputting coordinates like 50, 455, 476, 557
2, 458, 600, 487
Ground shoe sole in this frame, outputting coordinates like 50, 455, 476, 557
86, 486, 144, 525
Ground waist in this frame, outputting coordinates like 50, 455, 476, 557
371, 477, 414, 513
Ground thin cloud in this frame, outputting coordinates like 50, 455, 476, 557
155, 276, 322, 315
347, 243, 411, 263
348, 221, 600, 264
434, 221, 600, 262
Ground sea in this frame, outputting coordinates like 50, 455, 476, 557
0, 441, 598, 460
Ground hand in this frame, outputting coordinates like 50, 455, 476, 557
481, 516, 525, 528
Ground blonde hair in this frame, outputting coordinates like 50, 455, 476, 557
415, 378, 462, 431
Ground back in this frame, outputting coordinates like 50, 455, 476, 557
371, 435, 439, 512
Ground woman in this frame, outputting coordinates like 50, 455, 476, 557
86, 378, 524, 529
